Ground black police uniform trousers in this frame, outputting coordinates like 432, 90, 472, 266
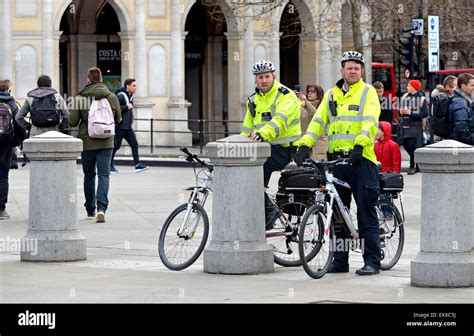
331, 157, 381, 270
0, 144, 13, 212
263, 145, 293, 187
263, 145, 293, 224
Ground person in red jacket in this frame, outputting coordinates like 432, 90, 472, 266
375, 121, 401, 173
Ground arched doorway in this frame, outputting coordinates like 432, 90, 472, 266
184, 1, 228, 144
59, 1, 123, 96
279, 2, 301, 89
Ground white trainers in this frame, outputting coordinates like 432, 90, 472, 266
96, 211, 105, 223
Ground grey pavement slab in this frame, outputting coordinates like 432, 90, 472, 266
0, 165, 472, 303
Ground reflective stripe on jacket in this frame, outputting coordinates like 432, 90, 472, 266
297, 79, 380, 164
240, 80, 301, 147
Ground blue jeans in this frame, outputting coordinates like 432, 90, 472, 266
81, 149, 113, 214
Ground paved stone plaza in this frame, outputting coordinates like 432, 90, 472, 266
0, 164, 472, 303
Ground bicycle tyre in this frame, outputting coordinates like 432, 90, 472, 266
298, 204, 335, 279
271, 200, 314, 267
377, 200, 404, 270
158, 203, 209, 271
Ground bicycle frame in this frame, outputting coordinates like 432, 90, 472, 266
316, 169, 360, 243
177, 148, 213, 238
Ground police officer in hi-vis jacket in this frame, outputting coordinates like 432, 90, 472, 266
294, 51, 382, 275
241, 60, 301, 230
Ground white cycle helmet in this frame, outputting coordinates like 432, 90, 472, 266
253, 60, 276, 75
341, 51, 365, 66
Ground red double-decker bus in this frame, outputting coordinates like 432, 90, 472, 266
372, 62, 396, 99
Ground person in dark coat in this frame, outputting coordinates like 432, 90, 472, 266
400, 80, 428, 175
110, 78, 148, 173
0, 79, 27, 219
447, 73, 474, 146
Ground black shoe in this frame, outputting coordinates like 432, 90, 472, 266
407, 168, 416, 175
10, 163, 18, 169
355, 265, 380, 275
327, 264, 349, 273
415, 165, 420, 173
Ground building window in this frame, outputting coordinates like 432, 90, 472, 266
148, 0, 166, 18
149, 45, 167, 96
254, 44, 267, 63
15, 0, 37, 18
15, 46, 37, 99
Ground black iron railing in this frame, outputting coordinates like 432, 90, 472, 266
133, 118, 242, 154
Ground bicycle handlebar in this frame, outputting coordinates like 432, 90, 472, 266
180, 147, 213, 170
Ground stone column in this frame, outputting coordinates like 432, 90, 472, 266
132, 0, 155, 150
204, 135, 274, 274
168, 0, 191, 145
243, 9, 255, 100
21, 132, 86, 262
118, 32, 134, 83
361, 4, 372, 84
224, 32, 244, 134
42, 0, 55, 80
269, 32, 281, 77
77, 35, 97, 88
134, 0, 147, 99
68, 35, 79, 95
204, 35, 225, 143
300, 34, 318, 87
0, 0, 13, 80
411, 140, 474, 287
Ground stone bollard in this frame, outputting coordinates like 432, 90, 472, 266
411, 140, 473, 287
203, 135, 274, 274
21, 131, 86, 261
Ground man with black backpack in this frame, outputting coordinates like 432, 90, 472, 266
0, 79, 27, 219
447, 73, 474, 145
16, 75, 69, 136
431, 75, 457, 142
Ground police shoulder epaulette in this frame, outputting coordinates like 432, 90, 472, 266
278, 86, 290, 95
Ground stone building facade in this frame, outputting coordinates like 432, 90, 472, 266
0, 0, 372, 147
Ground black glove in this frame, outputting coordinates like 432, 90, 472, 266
349, 145, 363, 164
294, 146, 310, 167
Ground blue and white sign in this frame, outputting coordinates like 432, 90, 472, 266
428, 15, 439, 72
412, 19, 423, 36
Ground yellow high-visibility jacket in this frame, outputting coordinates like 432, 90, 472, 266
298, 79, 380, 164
241, 80, 301, 147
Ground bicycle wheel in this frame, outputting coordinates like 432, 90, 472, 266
377, 199, 404, 270
298, 204, 335, 279
269, 200, 313, 267
158, 203, 209, 271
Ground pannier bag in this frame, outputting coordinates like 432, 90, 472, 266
278, 168, 324, 191
379, 172, 404, 193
